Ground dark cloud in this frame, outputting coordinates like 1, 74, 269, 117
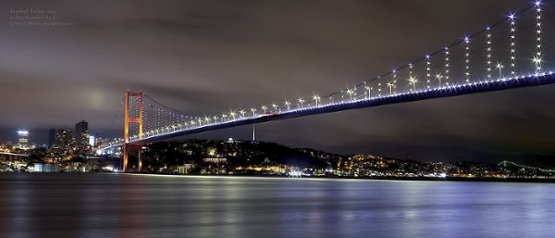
1, 0, 554, 162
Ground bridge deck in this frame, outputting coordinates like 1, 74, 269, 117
107, 73, 555, 148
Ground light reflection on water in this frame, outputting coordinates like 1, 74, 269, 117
0, 174, 554, 238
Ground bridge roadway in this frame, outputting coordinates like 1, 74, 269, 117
0, 152, 29, 160
106, 72, 555, 148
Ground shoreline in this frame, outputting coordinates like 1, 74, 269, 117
3, 172, 555, 183
121, 173, 555, 184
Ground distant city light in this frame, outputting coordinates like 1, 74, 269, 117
89, 135, 96, 147
289, 170, 302, 177
17, 130, 29, 136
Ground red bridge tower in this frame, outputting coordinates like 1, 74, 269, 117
123, 90, 143, 172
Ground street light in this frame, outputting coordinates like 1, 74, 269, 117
261, 105, 267, 113
346, 88, 354, 100
408, 77, 417, 91
230, 111, 236, 120
435, 73, 443, 87
365, 86, 372, 99
298, 98, 305, 108
239, 109, 246, 117
284, 100, 291, 110
313, 95, 321, 106
496, 63, 504, 78
386, 82, 394, 95
250, 108, 257, 117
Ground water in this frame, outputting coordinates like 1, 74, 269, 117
0, 174, 554, 238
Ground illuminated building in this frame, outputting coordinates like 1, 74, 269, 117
75, 120, 89, 148
17, 130, 29, 148
89, 135, 96, 147
203, 157, 227, 163
54, 129, 73, 148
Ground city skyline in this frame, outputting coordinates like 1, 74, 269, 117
1, 0, 555, 163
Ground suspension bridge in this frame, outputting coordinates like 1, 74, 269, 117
102, 1, 555, 172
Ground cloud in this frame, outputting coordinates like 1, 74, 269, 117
0, 0, 553, 162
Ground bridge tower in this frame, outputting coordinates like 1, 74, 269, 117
124, 90, 143, 172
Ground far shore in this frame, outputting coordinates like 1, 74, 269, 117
2, 172, 555, 183
120, 172, 555, 184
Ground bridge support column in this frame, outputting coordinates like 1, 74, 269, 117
123, 143, 142, 172
123, 143, 129, 171
138, 150, 142, 172
123, 90, 143, 172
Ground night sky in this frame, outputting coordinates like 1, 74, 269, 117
1, 0, 555, 163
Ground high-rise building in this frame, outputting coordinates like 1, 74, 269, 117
54, 129, 73, 148
48, 128, 56, 148
75, 121, 89, 148
88, 135, 96, 147
17, 130, 29, 148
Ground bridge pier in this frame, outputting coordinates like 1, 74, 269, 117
123, 143, 143, 172
123, 143, 128, 171
252, 124, 256, 142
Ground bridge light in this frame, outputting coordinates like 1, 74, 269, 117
464, 35, 471, 82
392, 69, 398, 94
313, 95, 321, 106
495, 63, 505, 79
532, 57, 541, 64
443, 47, 450, 83
364, 86, 372, 99
435, 73, 443, 87
508, 11, 517, 78
261, 105, 268, 113
408, 63, 414, 91
298, 98, 305, 108
426, 54, 432, 89
408, 77, 417, 91
535, 0, 542, 73
346, 88, 355, 100
386, 83, 395, 94
486, 27, 493, 79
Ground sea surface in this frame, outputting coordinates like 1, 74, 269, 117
0, 173, 554, 238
